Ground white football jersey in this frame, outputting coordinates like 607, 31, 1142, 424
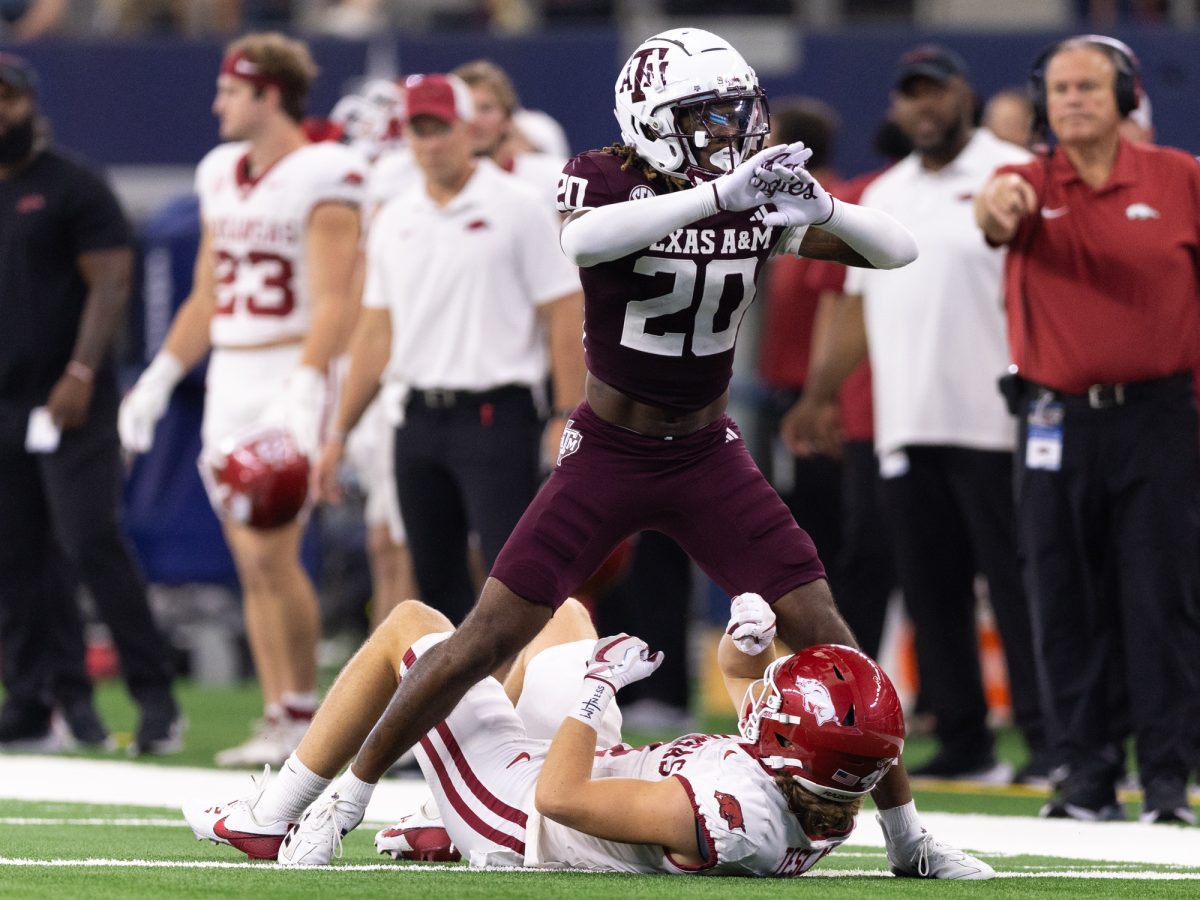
196, 141, 366, 347
527, 733, 847, 876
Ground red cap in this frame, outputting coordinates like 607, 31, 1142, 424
404, 73, 473, 124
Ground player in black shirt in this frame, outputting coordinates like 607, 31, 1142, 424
0, 54, 182, 754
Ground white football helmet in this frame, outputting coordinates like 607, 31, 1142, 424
614, 28, 769, 183
329, 78, 406, 161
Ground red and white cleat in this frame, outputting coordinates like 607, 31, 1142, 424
181, 765, 291, 860
374, 798, 461, 862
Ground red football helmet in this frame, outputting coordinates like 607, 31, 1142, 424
212, 427, 310, 529
740, 644, 905, 802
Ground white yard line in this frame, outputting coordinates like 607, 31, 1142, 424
0, 858, 1198, 879
1, 755, 1199, 867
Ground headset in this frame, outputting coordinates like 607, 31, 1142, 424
1028, 34, 1142, 133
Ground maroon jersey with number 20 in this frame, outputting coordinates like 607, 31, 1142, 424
488, 148, 825, 610
556, 149, 793, 410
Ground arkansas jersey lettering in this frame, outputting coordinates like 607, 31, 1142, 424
657, 734, 723, 775
773, 845, 830, 877
714, 791, 746, 832
197, 140, 364, 348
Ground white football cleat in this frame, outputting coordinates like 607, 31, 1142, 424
182, 765, 291, 860
215, 716, 307, 768
882, 822, 995, 880
375, 797, 461, 862
277, 791, 366, 866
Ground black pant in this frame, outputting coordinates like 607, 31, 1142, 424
879, 445, 1043, 759
394, 387, 542, 624
0, 395, 175, 714
756, 388, 843, 566
1016, 378, 1200, 811
594, 531, 692, 710
832, 440, 896, 660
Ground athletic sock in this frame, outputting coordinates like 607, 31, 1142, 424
256, 753, 331, 823
281, 692, 318, 722
330, 767, 377, 810
877, 800, 923, 845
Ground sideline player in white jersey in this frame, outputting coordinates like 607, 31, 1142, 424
180, 592, 994, 878
118, 32, 365, 767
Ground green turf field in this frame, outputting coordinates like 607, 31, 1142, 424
1, 677, 1198, 897
2, 793, 1199, 899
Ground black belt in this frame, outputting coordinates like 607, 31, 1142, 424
1028, 373, 1192, 410
408, 384, 530, 410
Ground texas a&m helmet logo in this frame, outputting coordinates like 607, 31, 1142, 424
618, 46, 669, 104
714, 790, 746, 832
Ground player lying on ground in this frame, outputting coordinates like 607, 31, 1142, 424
183, 595, 994, 877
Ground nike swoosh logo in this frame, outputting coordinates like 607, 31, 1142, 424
213, 815, 263, 843
213, 815, 287, 859
506, 751, 532, 768
1041, 207, 1069, 219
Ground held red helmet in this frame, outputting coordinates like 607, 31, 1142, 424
212, 427, 310, 530
740, 644, 905, 803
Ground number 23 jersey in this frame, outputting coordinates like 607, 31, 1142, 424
557, 150, 803, 411
196, 141, 365, 348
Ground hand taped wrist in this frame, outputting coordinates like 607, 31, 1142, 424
569, 677, 616, 729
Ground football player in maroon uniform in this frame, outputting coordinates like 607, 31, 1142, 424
184, 28, 992, 878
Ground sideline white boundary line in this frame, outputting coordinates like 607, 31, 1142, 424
3, 755, 1199, 867
0, 858, 1198, 879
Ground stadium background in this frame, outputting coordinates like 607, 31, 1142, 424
5, 2, 1200, 720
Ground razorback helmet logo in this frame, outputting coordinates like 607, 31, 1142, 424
714, 790, 746, 832
739, 645, 905, 803
212, 427, 310, 530
796, 678, 838, 726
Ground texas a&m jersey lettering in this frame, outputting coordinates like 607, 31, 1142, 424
559, 150, 783, 408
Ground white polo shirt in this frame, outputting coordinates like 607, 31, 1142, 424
846, 128, 1031, 459
364, 158, 579, 392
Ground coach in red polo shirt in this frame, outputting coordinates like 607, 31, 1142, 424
976, 35, 1200, 826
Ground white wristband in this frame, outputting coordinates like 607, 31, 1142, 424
569, 677, 615, 730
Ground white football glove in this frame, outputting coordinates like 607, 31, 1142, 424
756, 162, 835, 228
726, 592, 777, 656
584, 634, 664, 692
712, 143, 805, 212
118, 353, 184, 454
263, 365, 325, 459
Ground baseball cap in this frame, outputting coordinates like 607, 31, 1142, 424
894, 45, 968, 89
0, 53, 38, 95
404, 73, 474, 124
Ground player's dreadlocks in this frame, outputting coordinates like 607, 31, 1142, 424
773, 774, 862, 838
600, 143, 689, 192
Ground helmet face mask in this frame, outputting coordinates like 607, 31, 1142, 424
614, 28, 770, 183
667, 94, 770, 175
740, 645, 905, 803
